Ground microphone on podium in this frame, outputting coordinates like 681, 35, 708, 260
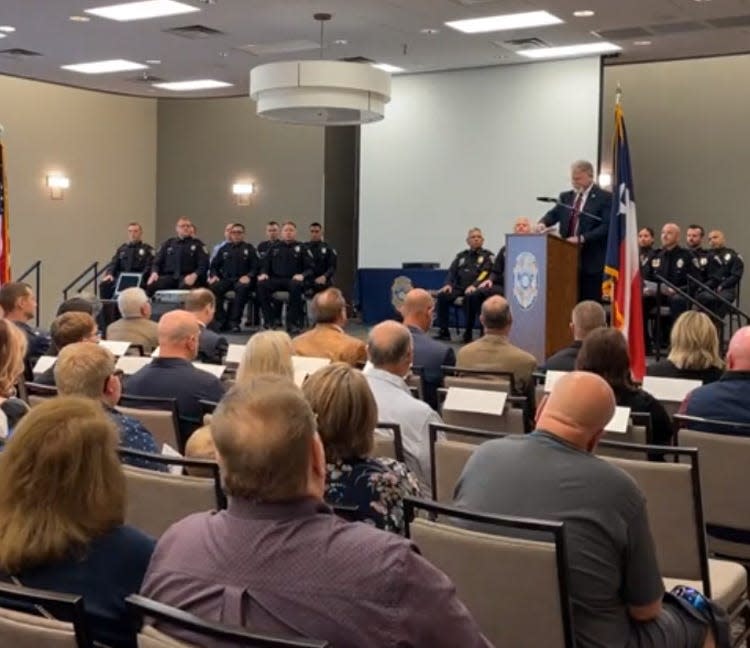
535, 196, 558, 203
535, 195, 602, 222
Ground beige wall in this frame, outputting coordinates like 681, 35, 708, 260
601, 54, 750, 309
0, 75, 156, 326
156, 97, 324, 248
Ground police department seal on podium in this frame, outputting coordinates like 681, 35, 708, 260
390, 276, 414, 312
512, 251, 539, 310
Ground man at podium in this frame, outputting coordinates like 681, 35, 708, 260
536, 160, 612, 302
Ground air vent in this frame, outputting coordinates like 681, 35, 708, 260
340, 56, 376, 63
501, 37, 549, 49
450, 0, 503, 5
127, 73, 165, 83
649, 21, 706, 34
238, 40, 320, 56
595, 27, 653, 40
0, 48, 42, 59
707, 14, 750, 29
164, 24, 224, 39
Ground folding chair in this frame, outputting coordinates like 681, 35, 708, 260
372, 422, 405, 462
438, 388, 526, 434
403, 497, 576, 648
442, 365, 516, 394
24, 382, 58, 408
117, 394, 184, 451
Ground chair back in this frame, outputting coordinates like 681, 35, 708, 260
405, 366, 424, 401
403, 498, 575, 648
595, 412, 651, 457
428, 423, 505, 502
127, 595, 330, 647
0, 582, 92, 647
120, 449, 224, 538
438, 388, 525, 434
599, 440, 710, 594
117, 395, 183, 450
675, 414, 750, 560
24, 383, 58, 408
373, 422, 405, 462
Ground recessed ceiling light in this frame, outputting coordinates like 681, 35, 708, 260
420, 28, 440, 35
61, 59, 148, 74
573, 10, 595, 18
84, 0, 200, 22
333, 39, 348, 45
446, 11, 562, 34
69, 15, 91, 22
0, 34, 5, 40
145, 58, 161, 64
633, 40, 652, 46
517, 42, 621, 59
0, 26, 16, 33
372, 63, 404, 73
152, 79, 233, 91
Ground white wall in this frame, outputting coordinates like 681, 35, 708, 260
359, 57, 601, 267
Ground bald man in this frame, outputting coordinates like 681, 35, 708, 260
401, 288, 455, 409
694, 230, 744, 317
363, 320, 442, 492
292, 288, 366, 365
456, 372, 722, 648
124, 310, 225, 448
642, 223, 696, 352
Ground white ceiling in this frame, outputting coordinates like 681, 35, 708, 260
1, 0, 750, 98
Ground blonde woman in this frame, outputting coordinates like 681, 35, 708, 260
236, 330, 294, 384
647, 311, 724, 384
0, 397, 155, 648
0, 319, 30, 440
302, 363, 419, 534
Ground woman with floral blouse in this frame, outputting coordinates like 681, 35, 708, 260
302, 362, 420, 534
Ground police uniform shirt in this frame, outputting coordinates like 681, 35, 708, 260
446, 248, 495, 291
153, 236, 209, 278
639, 246, 657, 271
646, 246, 694, 289
107, 241, 154, 275
210, 242, 258, 281
263, 240, 311, 279
257, 240, 277, 258
704, 247, 744, 291
688, 247, 710, 280
306, 240, 337, 279
489, 247, 505, 285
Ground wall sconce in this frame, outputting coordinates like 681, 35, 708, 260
46, 174, 70, 200
232, 182, 254, 206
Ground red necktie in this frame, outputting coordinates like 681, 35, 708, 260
569, 193, 583, 237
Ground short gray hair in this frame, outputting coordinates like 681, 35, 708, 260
571, 160, 594, 176
367, 325, 412, 367
572, 301, 606, 338
117, 287, 149, 318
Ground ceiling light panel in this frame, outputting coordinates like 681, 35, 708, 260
85, 0, 200, 22
62, 59, 148, 73
518, 42, 621, 59
372, 63, 404, 73
446, 11, 563, 34
152, 79, 232, 90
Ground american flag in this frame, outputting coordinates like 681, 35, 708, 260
0, 137, 10, 283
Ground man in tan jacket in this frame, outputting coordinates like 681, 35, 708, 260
456, 295, 537, 398
292, 288, 366, 365
105, 287, 159, 354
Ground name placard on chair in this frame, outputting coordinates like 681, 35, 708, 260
605, 406, 631, 434
99, 340, 131, 356
642, 376, 702, 402
224, 343, 245, 365
32, 355, 57, 374
444, 387, 508, 415
193, 362, 226, 379
292, 355, 331, 376
544, 370, 568, 393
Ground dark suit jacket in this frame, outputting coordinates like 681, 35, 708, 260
407, 325, 455, 410
542, 184, 612, 275
15, 320, 50, 381
543, 341, 583, 372
197, 324, 228, 365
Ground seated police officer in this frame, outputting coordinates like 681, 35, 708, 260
146, 217, 209, 297
306, 222, 337, 294
256, 221, 312, 334
638, 226, 658, 271
207, 223, 258, 332
99, 222, 154, 300
695, 230, 744, 317
434, 227, 494, 342
686, 224, 710, 283
642, 223, 696, 350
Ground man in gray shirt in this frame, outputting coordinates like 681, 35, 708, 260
141, 374, 490, 648
455, 371, 719, 648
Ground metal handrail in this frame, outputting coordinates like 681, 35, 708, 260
687, 274, 749, 323
15, 260, 41, 326
62, 261, 101, 301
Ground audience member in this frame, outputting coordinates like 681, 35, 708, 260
576, 327, 672, 445
292, 288, 366, 365
681, 326, 750, 426
454, 372, 724, 648
0, 282, 49, 380
124, 310, 225, 446
184, 288, 228, 364
544, 300, 606, 372
36, 311, 99, 384
457, 295, 536, 399
56, 295, 95, 317
183, 425, 217, 477
434, 227, 494, 342
0, 397, 155, 648
400, 288, 455, 410
363, 321, 441, 492
140, 375, 489, 647
694, 230, 744, 317
647, 311, 724, 384
302, 363, 420, 533
106, 287, 159, 354
55, 342, 163, 469
0, 320, 29, 440
236, 330, 294, 384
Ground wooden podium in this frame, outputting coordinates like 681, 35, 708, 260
505, 234, 578, 364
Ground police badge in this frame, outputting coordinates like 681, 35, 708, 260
190, 245, 196, 252
512, 251, 539, 310
677, 258, 684, 269
138, 248, 145, 256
